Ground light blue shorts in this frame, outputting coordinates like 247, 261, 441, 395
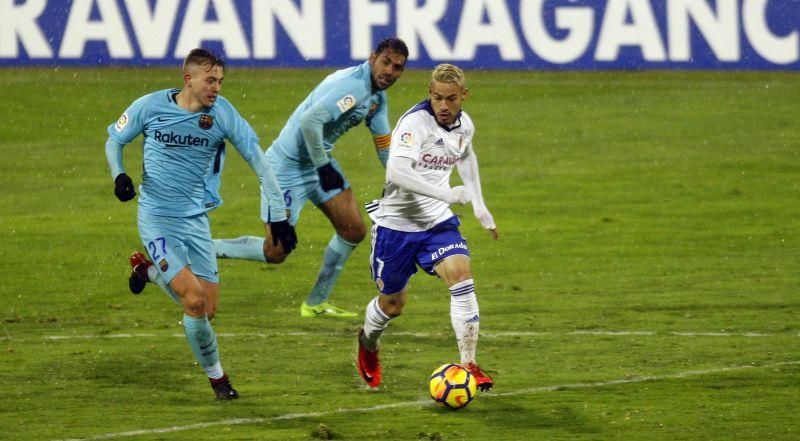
265, 148, 350, 226
137, 212, 219, 284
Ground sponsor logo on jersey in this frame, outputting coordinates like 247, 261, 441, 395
154, 130, 210, 147
114, 112, 128, 132
376, 278, 384, 291
336, 95, 356, 112
420, 153, 457, 170
199, 114, 213, 130
434, 138, 444, 146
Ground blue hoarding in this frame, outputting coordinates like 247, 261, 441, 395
0, 0, 797, 69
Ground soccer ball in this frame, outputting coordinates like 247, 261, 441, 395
428, 363, 477, 409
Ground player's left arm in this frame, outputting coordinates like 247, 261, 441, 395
366, 93, 391, 168
222, 102, 297, 251
456, 142, 498, 240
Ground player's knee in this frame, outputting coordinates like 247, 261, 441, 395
378, 295, 406, 317
264, 240, 288, 264
340, 227, 366, 244
182, 295, 206, 317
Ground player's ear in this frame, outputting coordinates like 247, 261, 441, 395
461, 87, 469, 101
183, 73, 192, 88
368, 51, 377, 65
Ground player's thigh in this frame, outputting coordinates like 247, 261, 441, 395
433, 254, 473, 286
197, 278, 219, 319
370, 224, 419, 295
185, 214, 218, 284
417, 217, 472, 284
168, 267, 207, 317
318, 189, 366, 243
137, 213, 190, 284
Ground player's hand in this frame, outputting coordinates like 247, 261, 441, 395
317, 163, 345, 192
474, 207, 498, 239
447, 185, 473, 205
114, 173, 136, 202
270, 220, 298, 253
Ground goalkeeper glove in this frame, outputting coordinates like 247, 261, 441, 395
114, 173, 136, 202
317, 163, 345, 192
270, 220, 298, 253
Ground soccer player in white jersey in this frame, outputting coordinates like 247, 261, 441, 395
357, 64, 498, 390
105, 48, 297, 399
212, 38, 408, 318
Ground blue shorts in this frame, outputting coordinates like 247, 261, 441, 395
369, 216, 470, 294
137, 212, 219, 284
265, 148, 350, 226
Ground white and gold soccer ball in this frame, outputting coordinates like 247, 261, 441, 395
428, 363, 477, 409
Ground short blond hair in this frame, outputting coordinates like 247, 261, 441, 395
430, 63, 466, 89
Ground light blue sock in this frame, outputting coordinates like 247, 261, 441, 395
306, 234, 357, 306
213, 236, 266, 262
182, 314, 222, 376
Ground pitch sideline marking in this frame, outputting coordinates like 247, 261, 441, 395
2, 329, 791, 342
57, 360, 800, 441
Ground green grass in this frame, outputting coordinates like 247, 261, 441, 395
1, 67, 799, 440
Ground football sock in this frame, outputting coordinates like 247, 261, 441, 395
449, 279, 480, 365
213, 236, 266, 262
147, 266, 180, 304
182, 314, 223, 377
361, 296, 391, 351
306, 234, 357, 306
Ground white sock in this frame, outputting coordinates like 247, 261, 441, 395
449, 279, 479, 365
361, 297, 391, 351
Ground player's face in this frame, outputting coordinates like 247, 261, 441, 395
429, 81, 468, 126
185, 63, 224, 108
369, 49, 406, 90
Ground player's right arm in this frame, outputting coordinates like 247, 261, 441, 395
105, 96, 149, 202
386, 116, 471, 204
299, 82, 365, 191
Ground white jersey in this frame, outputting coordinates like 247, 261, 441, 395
369, 100, 475, 232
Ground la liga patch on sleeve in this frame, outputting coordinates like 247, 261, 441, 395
114, 112, 128, 132
396, 131, 414, 150
336, 95, 356, 113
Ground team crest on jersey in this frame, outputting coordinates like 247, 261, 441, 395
159, 259, 169, 272
336, 95, 356, 112
114, 112, 128, 132
199, 114, 214, 130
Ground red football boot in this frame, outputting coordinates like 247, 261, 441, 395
128, 251, 152, 294
357, 329, 381, 388
465, 362, 493, 392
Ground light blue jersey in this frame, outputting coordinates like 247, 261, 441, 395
268, 61, 390, 167
107, 88, 283, 221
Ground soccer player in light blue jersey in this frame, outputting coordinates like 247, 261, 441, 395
357, 64, 497, 391
213, 38, 409, 318
105, 48, 297, 399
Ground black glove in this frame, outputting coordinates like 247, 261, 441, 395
114, 173, 136, 202
317, 163, 345, 192
270, 220, 297, 253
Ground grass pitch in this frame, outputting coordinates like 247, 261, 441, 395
1, 67, 799, 440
